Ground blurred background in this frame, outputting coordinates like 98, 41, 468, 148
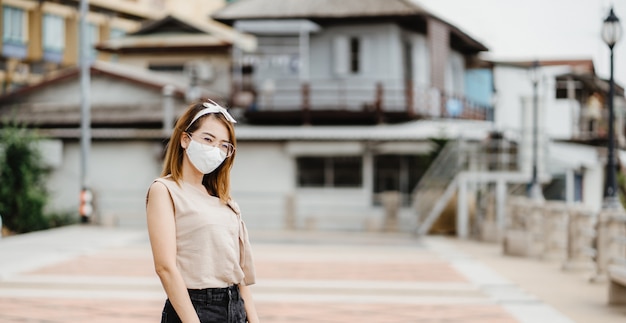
1, 0, 626, 321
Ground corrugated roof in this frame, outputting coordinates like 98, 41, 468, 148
34, 119, 494, 141
212, 0, 487, 52
0, 61, 220, 129
213, 0, 424, 20
234, 119, 494, 141
0, 61, 190, 104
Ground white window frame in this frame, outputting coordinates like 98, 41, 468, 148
42, 13, 65, 52
2, 6, 27, 45
333, 35, 362, 77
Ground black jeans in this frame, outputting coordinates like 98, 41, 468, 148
161, 285, 247, 323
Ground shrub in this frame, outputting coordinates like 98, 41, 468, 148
0, 124, 51, 233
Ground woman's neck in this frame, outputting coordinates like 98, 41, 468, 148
181, 158, 204, 186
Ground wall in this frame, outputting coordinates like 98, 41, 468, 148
309, 23, 403, 81
114, 53, 233, 98
19, 72, 167, 108
230, 142, 294, 229
582, 163, 604, 212
45, 140, 163, 226
230, 139, 425, 231
250, 23, 420, 111
494, 64, 577, 139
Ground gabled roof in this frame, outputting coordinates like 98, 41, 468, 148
97, 14, 256, 53
0, 61, 221, 131
212, 0, 488, 52
132, 15, 208, 35
0, 61, 188, 104
213, 0, 425, 20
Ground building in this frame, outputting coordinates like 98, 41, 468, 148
210, 0, 497, 231
0, 0, 228, 95
213, 0, 492, 124
0, 61, 192, 226
96, 13, 256, 102
491, 59, 626, 213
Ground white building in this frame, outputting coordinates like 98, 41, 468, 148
491, 59, 626, 213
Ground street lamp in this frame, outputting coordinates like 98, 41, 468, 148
602, 7, 623, 209
528, 60, 544, 201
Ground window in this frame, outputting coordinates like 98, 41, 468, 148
349, 37, 360, 73
3, 6, 26, 45
43, 14, 65, 52
333, 156, 362, 187
374, 155, 430, 205
297, 156, 362, 187
555, 79, 582, 100
333, 36, 361, 76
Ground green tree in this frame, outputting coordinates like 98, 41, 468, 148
0, 124, 50, 233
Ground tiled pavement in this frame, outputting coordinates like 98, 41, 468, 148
0, 226, 618, 322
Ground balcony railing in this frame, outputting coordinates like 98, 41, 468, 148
244, 78, 493, 122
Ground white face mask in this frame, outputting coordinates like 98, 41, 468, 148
185, 138, 227, 174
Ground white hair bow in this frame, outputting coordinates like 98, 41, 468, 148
186, 99, 237, 130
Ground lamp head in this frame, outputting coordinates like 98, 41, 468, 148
602, 7, 622, 48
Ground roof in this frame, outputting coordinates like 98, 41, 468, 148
0, 60, 189, 104
489, 58, 596, 73
0, 61, 222, 129
234, 119, 495, 141
98, 14, 256, 53
33, 119, 495, 141
213, 0, 424, 20
489, 58, 624, 95
555, 72, 625, 96
212, 0, 488, 52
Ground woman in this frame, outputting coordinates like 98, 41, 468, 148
146, 99, 259, 323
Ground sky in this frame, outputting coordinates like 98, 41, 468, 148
413, 0, 626, 83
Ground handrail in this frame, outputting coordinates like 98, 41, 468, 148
253, 79, 493, 121
412, 140, 464, 235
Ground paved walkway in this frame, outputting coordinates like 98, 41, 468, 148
0, 225, 624, 322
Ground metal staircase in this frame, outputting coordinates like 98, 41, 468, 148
412, 134, 525, 237
412, 140, 466, 236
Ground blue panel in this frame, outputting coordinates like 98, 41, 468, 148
464, 69, 493, 107
43, 50, 63, 63
2, 42, 27, 59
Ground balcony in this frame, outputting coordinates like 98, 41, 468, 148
236, 79, 493, 125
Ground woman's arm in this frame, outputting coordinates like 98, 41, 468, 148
147, 182, 200, 323
239, 284, 259, 323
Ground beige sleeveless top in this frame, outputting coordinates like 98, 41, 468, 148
153, 176, 255, 288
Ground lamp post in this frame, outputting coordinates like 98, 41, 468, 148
602, 7, 623, 209
591, 6, 624, 283
528, 60, 544, 201
79, 0, 92, 223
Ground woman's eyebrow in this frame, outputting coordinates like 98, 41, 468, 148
199, 132, 215, 138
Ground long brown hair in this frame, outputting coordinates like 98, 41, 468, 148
161, 101, 237, 204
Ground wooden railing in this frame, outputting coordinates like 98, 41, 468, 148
250, 79, 493, 121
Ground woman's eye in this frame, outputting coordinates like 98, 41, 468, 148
204, 137, 213, 143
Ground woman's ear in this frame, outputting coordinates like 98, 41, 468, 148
180, 132, 190, 149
